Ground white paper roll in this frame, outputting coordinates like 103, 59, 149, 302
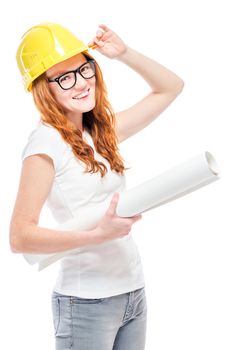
23, 151, 220, 270
116, 151, 220, 216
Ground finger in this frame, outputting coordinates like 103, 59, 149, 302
107, 192, 119, 216
101, 31, 112, 41
88, 40, 95, 47
96, 29, 104, 38
132, 214, 142, 219
125, 213, 142, 219
98, 24, 110, 32
135, 214, 142, 219
132, 215, 142, 222
93, 38, 105, 47
88, 39, 98, 49
94, 27, 112, 42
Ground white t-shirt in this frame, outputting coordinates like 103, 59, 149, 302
21, 120, 145, 298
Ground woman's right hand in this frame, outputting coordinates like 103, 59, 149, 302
93, 192, 142, 244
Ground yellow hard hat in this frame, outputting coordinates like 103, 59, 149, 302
16, 22, 90, 92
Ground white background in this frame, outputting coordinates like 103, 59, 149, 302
0, 0, 233, 349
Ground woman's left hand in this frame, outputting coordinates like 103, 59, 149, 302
88, 24, 127, 59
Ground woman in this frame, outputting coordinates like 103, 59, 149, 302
10, 22, 184, 350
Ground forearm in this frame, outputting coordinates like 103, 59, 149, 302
10, 224, 101, 254
116, 46, 184, 94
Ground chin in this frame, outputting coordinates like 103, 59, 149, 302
82, 102, 96, 113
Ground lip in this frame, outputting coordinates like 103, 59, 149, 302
73, 88, 90, 100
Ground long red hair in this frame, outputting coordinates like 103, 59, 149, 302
32, 52, 129, 177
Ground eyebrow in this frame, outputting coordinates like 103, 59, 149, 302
47, 61, 88, 80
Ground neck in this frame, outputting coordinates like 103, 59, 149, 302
66, 111, 84, 132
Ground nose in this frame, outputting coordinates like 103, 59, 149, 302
74, 72, 88, 90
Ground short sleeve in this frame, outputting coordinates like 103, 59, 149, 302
21, 124, 67, 172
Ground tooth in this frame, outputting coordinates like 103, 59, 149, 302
73, 90, 89, 99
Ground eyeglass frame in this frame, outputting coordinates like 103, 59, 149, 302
47, 59, 96, 90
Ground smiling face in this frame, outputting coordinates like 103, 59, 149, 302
46, 53, 96, 131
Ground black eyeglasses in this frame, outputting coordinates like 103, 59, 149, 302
47, 59, 96, 90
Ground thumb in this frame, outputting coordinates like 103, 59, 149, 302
107, 192, 119, 216
88, 41, 97, 49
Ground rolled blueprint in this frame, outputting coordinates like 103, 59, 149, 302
23, 151, 220, 270
116, 151, 220, 216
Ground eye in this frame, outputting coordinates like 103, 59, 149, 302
59, 73, 72, 83
80, 63, 92, 73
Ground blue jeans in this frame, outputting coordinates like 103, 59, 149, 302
51, 287, 147, 350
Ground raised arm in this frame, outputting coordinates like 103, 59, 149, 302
89, 24, 184, 143
115, 47, 184, 142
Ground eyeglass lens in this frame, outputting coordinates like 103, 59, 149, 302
59, 61, 95, 89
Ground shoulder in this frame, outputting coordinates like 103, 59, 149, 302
21, 121, 68, 172
28, 121, 62, 141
